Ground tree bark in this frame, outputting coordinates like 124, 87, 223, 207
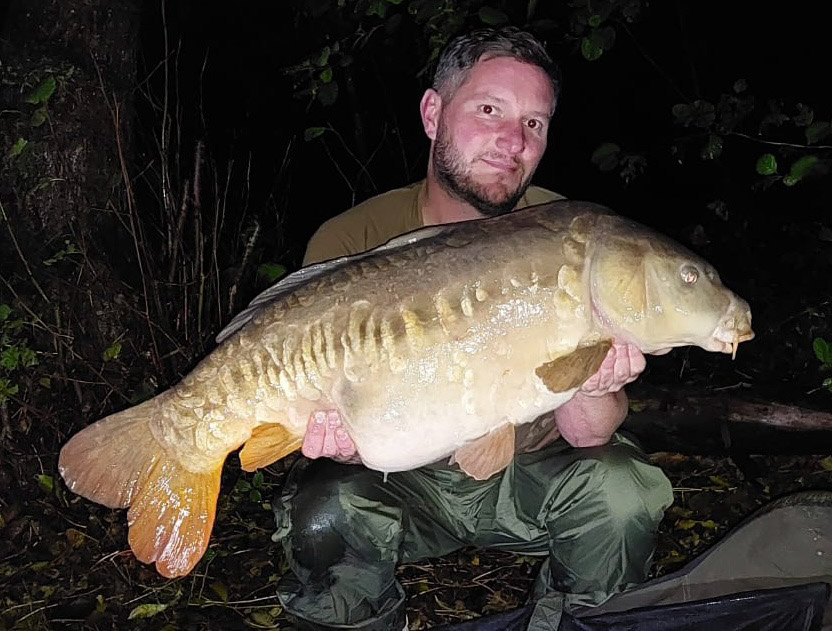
0, 0, 150, 440
623, 384, 832, 455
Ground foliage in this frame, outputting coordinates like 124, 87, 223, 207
814, 337, 832, 392
596, 77, 830, 190
0, 305, 40, 406
281, 0, 648, 184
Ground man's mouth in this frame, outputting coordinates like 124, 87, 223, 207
481, 157, 519, 172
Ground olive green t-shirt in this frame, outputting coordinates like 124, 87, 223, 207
302, 179, 566, 454
303, 179, 565, 265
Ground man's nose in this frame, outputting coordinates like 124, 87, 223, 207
495, 121, 525, 154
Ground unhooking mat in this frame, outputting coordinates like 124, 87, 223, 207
434, 490, 832, 630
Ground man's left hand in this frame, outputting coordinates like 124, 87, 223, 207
553, 343, 646, 448
579, 342, 646, 396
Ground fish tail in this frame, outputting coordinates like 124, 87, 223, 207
58, 397, 223, 578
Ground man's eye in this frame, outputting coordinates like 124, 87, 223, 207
480, 104, 494, 115
527, 119, 539, 129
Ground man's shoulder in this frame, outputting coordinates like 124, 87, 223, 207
303, 181, 424, 264
325, 182, 423, 228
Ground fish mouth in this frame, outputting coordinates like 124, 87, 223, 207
709, 304, 755, 359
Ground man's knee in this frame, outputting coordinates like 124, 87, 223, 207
580, 441, 673, 528
275, 459, 403, 577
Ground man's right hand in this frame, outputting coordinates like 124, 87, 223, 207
301, 410, 362, 464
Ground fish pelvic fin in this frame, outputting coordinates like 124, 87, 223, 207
453, 423, 515, 480
58, 397, 226, 578
535, 340, 613, 393
239, 424, 303, 472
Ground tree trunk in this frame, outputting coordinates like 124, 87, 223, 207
624, 384, 832, 455
0, 0, 150, 443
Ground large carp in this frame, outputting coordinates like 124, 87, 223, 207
58, 200, 753, 578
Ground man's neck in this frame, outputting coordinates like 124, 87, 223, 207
420, 174, 486, 226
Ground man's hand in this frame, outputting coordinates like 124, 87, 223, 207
301, 410, 363, 464
554, 343, 646, 447
579, 342, 646, 397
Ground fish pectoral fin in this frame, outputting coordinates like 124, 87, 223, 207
535, 340, 613, 393
453, 424, 515, 481
127, 458, 223, 578
239, 424, 303, 472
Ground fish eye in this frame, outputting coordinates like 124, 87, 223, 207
680, 265, 699, 284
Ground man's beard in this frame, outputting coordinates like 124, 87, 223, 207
432, 124, 533, 218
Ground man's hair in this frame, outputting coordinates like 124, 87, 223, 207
432, 26, 561, 108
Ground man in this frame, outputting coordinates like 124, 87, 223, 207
274, 27, 673, 631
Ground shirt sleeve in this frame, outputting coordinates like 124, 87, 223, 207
302, 221, 362, 265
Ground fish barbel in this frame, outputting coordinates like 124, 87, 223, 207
58, 200, 754, 577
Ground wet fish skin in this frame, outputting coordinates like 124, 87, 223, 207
58, 200, 754, 577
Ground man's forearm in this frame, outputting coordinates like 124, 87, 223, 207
554, 390, 628, 448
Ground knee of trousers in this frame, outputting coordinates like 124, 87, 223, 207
276, 459, 404, 577
560, 443, 673, 530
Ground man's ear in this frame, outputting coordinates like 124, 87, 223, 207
420, 88, 442, 140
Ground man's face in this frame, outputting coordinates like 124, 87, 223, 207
428, 56, 555, 216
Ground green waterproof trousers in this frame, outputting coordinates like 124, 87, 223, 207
273, 433, 673, 630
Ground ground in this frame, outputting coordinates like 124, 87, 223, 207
3, 447, 832, 630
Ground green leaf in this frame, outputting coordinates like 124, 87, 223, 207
252, 470, 264, 488
590, 142, 621, 172
315, 46, 331, 67
128, 603, 169, 620
755, 153, 778, 175
102, 341, 122, 362
806, 121, 830, 145
37, 474, 54, 494
320, 67, 333, 84
19, 346, 37, 368
210, 581, 229, 602
7, 137, 28, 159
30, 107, 48, 127
733, 78, 747, 93
25, 75, 57, 105
700, 133, 723, 160
588, 14, 603, 27
581, 32, 605, 61
814, 337, 832, 364
478, 6, 509, 25
96, 594, 106, 613
366, 0, 387, 17
0, 305, 10, 321
303, 127, 326, 142
1, 347, 19, 371
257, 262, 288, 283
249, 610, 276, 626
39, 376, 51, 388
249, 489, 262, 502
0, 378, 18, 402
784, 154, 819, 186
